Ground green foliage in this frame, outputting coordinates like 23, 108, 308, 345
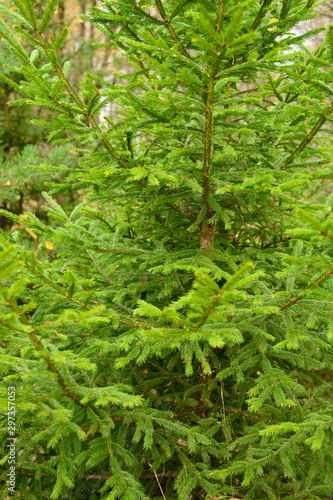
0, 144, 79, 229
0, 0, 333, 499
0, 37, 45, 150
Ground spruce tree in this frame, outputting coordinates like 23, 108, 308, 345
1, 0, 333, 499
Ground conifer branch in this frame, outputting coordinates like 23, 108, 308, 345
224, 4, 246, 46
38, 0, 58, 33
169, 0, 192, 21
252, 0, 273, 30
167, 201, 196, 223
86, 249, 113, 285
280, 265, 333, 310
196, 264, 252, 327
100, 9, 172, 92
280, 0, 290, 20
33, 30, 130, 170
16, 470, 177, 479
0, 284, 29, 324
104, 6, 142, 43
29, 329, 101, 414
24, 0, 38, 29
128, 0, 164, 25
217, 0, 225, 34
299, 211, 333, 241
27, 31, 198, 228
17, 253, 153, 328
278, 103, 333, 170
155, 0, 192, 60
0, 283, 105, 417
196, 289, 224, 328
22, 67, 75, 117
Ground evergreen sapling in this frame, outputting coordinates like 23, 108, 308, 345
0, 0, 333, 499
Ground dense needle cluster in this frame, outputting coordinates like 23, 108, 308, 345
1, 0, 333, 498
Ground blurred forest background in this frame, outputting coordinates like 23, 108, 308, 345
1, 0, 333, 238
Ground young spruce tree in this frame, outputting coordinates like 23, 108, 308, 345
1, 0, 333, 499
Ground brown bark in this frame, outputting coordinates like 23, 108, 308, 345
200, 223, 216, 249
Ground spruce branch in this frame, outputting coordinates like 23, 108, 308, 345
155, 0, 193, 60
278, 102, 333, 170
252, 0, 274, 30
217, 0, 225, 34
169, 0, 193, 21
13, 247, 153, 329
196, 263, 252, 328
128, 0, 164, 26
28, 329, 103, 416
0, 283, 105, 418
280, 0, 290, 20
280, 265, 333, 311
86, 249, 113, 285
32, 29, 130, 170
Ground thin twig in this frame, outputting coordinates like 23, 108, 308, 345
220, 382, 227, 428
149, 463, 167, 500
86, 249, 113, 284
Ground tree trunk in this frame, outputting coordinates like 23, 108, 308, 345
200, 223, 215, 249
